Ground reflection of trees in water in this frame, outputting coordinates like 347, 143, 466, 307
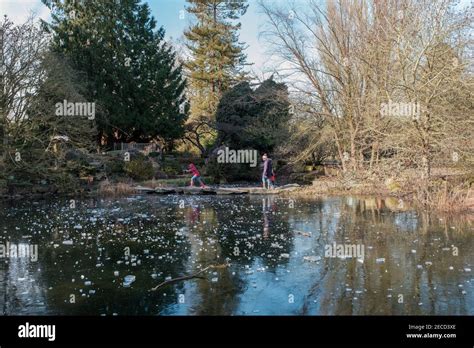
214, 196, 294, 270
181, 196, 295, 314
53, 217, 190, 314
0, 201, 50, 314
0, 198, 192, 315
313, 197, 473, 315
182, 200, 242, 315
0, 196, 472, 315
0, 255, 48, 315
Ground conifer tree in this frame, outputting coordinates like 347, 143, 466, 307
183, 0, 249, 154
42, 0, 188, 149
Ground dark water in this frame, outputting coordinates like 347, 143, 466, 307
0, 194, 472, 315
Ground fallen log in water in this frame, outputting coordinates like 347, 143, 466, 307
135, 184, 300, 195
150, 263, 229, 292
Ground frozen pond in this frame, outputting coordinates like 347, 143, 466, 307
0, 195, 472, 315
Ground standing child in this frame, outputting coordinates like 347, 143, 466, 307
261, 153, 274, 189
187, 163, 206, 188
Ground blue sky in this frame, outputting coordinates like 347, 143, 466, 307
2, 0, 470, 79
153, 0, 266, 74
1, 0, 269, 75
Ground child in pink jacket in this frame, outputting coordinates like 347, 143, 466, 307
187, 163, 206, 188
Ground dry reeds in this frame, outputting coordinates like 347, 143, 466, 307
98, 180, 136, 197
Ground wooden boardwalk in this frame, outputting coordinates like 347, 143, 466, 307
134, 184, 300, 195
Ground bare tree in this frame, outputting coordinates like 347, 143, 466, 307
380, 0, 473, 179
0, 15, 50, 162
259, 0, 473, 180
0, 15, 96, 189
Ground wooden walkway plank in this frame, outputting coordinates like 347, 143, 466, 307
135, 184, 300, 195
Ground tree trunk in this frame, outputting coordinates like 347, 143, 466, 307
334, 131, 346, 172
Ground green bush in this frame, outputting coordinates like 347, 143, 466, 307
162, 157, 183, 177
206, 157, 260, 183
289, 172, 315, 185
0, 179, 6, 194
124, 155, 154, 181
106, 160, 125, 176
148, 151, 161, 159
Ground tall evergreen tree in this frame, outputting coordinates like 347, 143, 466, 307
183, 0, 249, 154
185, 0, 249, 117
42, 0, 188, 149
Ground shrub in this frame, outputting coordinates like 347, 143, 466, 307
161, 157, 183, 177
0, 179, 6, 194
206, 157, 260, 183
106, 160, 125, 176
124, 155, 154, 181
414, 179, 473, 213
